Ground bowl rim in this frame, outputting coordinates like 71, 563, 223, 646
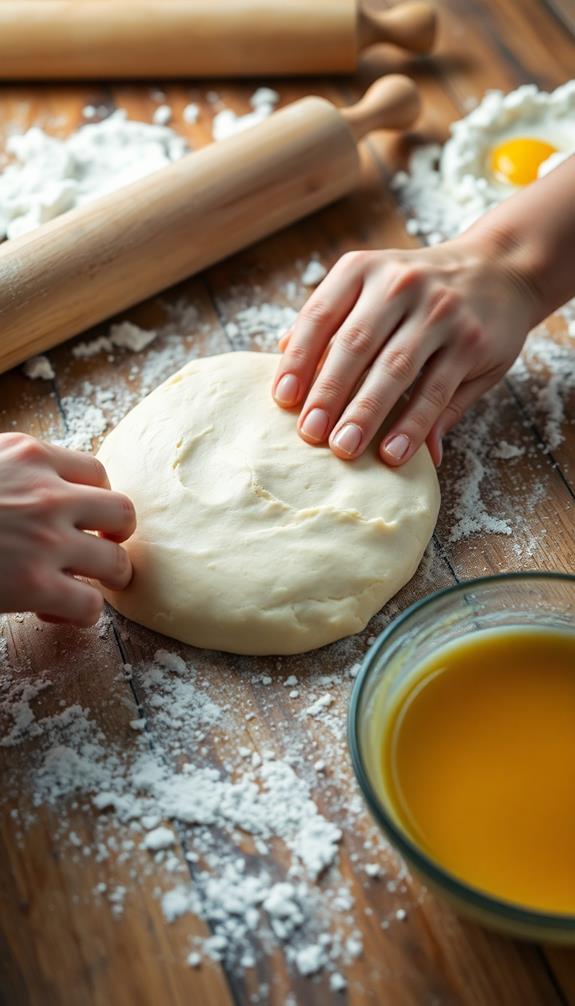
348, 570, 575, 930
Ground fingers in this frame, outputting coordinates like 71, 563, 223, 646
37, 612, 90, 626
35, 575, 104, 627
296, 289, 409, 447
272, 254, 365, 409
44, 443, 111, 489
64, 531, 133, 591
68, 485, 136, 541
378, 350, 468, 466
325, 304, 446, 460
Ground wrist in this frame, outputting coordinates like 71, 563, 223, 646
457, 219, 547, 328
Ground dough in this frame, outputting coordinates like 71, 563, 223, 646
97, 353, 440, 655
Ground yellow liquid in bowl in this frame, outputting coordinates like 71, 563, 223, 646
382, 628, 575, 914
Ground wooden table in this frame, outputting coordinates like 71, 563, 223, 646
1, 1, 575, 1003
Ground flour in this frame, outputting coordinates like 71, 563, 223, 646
59, 395, 108, 451
0, 109, 187, 240
45, 300, 210, 450
447, 406, 513, 542
491, 441, 525, 460
225, 301, 297, 351
183, 103, 200, 125
0, 643, 397, 985
73, 321, 158, 359
301, 259, 328, 287
143, 826, 176, 851
212, 88, 279, 142
393, 81, 575, 244
305, 694, 334, 718
251, 87, 280, 111
515, 330, 575, 449
152, 104, 172, 126
22, 355, 55, 381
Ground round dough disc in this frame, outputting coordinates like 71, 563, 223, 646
97, 352, 440, 655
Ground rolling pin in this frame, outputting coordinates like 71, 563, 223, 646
0, 75, 420, 374
0, 1, 436, 79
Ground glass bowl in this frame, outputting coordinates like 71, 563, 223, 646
348, 572, 575, 943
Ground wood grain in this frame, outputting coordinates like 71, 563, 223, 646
1, 1, 575, 1003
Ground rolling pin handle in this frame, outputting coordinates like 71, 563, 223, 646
341, 75, 421, 142
358, 1, 437, 54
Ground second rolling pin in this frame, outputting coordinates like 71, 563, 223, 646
0, 76, 420, 374
0, 1, 436, 79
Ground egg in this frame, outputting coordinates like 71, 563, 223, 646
489, 136, 558, 186
439, 81, 575, 221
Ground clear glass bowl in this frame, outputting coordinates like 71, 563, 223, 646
348, 572, 575, 943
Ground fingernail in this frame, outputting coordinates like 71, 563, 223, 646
301, 408, 329, 442
275, 373, 300, 406
436, 439, 443, 467
383, 434, 410, 461
332, 423, 363, 456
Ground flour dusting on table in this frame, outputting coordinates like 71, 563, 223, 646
0, 631, 408, 989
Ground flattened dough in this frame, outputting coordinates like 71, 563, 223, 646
98, 352, 440, 655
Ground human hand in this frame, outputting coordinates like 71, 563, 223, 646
0, 433, 135, 625
272, 234, 539, 466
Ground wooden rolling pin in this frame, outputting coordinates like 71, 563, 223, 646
0, 1, 436, 79
0, 76, 420, 374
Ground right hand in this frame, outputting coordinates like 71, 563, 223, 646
0, 432, 136, 626
273, 233, 539, 468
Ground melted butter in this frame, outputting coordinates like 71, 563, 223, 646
381, 628, 575, 913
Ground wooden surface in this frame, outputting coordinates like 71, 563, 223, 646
1, 1, 575, 1003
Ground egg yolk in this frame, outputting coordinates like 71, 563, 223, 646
489, 136, 557, 186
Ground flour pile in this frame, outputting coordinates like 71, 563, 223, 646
392, 80, 575, 244
0, 637, 407, 986
0, 110, 188, 240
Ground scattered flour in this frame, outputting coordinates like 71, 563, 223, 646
58, 395, 108, 451
22, 355, 55, 381
301, 259, 328, 287
143, 826, 176, 851
152, 104, 172, 126
72, 321, 158, 360
446, 405, 513, 542
225, 301, 297, 351
251, 87, 280, 111
0, 645, 391, 983
491, 440, 525, 460
183, 103, 200, 125
0, 109, 187, 240
212, 87, 279, 141
514, 330, 575, 449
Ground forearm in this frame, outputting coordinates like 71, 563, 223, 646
462, 154, 575, 324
